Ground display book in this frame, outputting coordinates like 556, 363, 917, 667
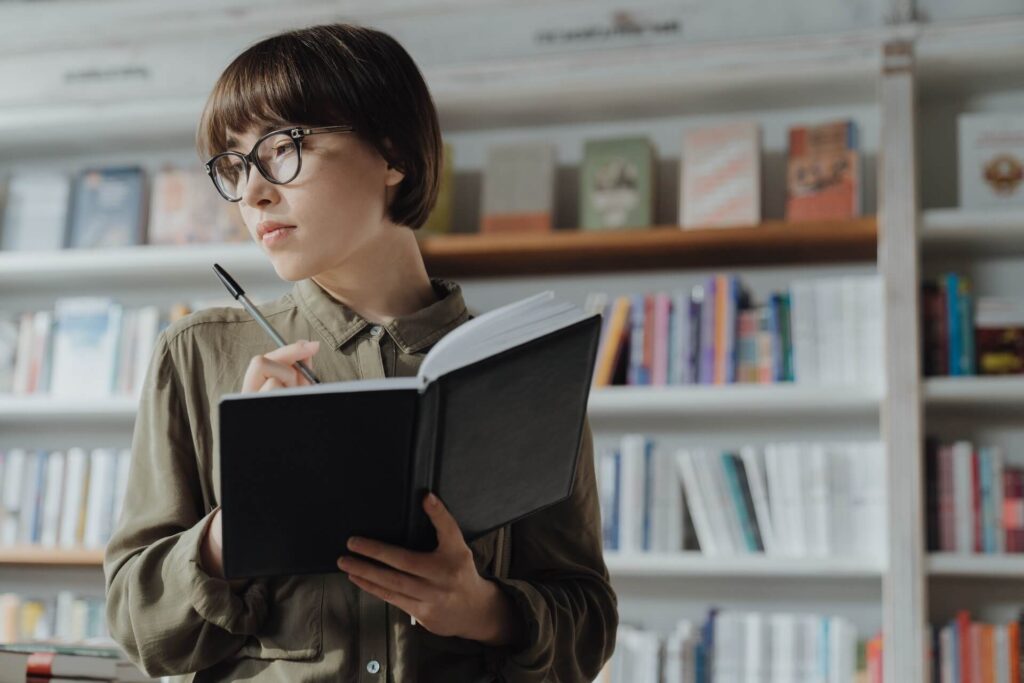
217, 290, 602, 579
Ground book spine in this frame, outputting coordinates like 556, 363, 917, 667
406, 384, 441, 551
946, 273, 962, 377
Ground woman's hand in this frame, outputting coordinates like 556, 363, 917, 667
241, 339, 320, 392
200, 339, 322, 578
337, 493, 523, 648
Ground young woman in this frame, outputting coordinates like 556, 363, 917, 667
103, 23, 617, 683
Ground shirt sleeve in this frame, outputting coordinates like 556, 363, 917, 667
484, 414, 619, 682
103, 329, 269, 677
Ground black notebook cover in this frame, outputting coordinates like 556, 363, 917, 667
219, 314, 601, 578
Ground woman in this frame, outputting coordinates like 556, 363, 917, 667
103, 23, 617, 683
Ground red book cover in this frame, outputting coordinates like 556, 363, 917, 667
1016, 469, 1024, 552
1009, 620, 1020, 683
958, 610, 973, 683
1004, 468, 1018, 553
867, 633, 884, 683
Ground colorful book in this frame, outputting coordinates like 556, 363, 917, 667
680, 121, 761, 229
785, 120, 861, 222
959, 113, 1024, 210
67, 166, 147, 248
481, 142, 555, 234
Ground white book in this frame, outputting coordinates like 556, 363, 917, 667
131, 306, 163, 400
743, 612, 769, 683
84, 448, 116, 548
840, 277, 861, 387
828, 616, 855, 683
50, 298, 124, 398
951, 440, 974, 554
790, 281, 818, 386
0, 172, 71, 252
675, 449, 721, 556
771, 613, 797, 683
713, 611, 744, 683
814, 279, 844, 386
596, 447, 619, 552
958, 113, 1024, 209
59, 448, 89, 548
699, 450, 742, 554
650, 447, 684, 552
858, 276, 885, 390
54, 590, 75, 642
806, 444, 830, 556
0, 313, 18, 393
680, 121, 762, 229
740, 446, 777, 555
782, 444, 808, 557
114, 307, 138, 395
618, 435, 647, 553
765, 444, 791, 555
480, 142, 556, 233
112, 448, 132, 531
11, 312, 35, 395
940, 624, 954, 683
40, 450, 65, 548
827, 444, 854, 556
18, 451, 44, 544
1, 448, 26, 545
851, 442, 887, 559
665, 620, 696, 683
671, 290, 690, 385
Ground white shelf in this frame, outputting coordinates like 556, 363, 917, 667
0, 396, 139, 423
605, 552, 884, 579
0, 242, 272, 291
0, 385, 881, 425
928, 553, 1024, 578
924, 376, 1024, 406
921, 208, 1024, 255
587, 384, 881, 420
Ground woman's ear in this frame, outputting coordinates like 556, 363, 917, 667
381, 137, 406, 187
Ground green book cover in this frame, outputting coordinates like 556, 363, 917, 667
579, 136, 654, 230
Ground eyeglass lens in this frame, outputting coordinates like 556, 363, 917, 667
211, 132, 300, 200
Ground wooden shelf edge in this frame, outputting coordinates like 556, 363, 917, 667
0, 547, 105, 566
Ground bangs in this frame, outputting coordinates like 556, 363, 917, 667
196, 35, 355, 159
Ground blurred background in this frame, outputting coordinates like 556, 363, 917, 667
2, 1, 1024, 681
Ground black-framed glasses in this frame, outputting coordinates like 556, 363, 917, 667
204, 124, 354, 202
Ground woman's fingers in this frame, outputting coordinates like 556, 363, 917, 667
242, 340, 319, 393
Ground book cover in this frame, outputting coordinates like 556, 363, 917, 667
422, 141, 454, 234
0, 172, 71, 252
480, 142, 555, 234
680, 121, 761, 229
67, 166, 146, 249
579, 136, 655, 230
148, 167, 241, 245
49, 298, 123, 399
785, 120, 861, 222
958, 113, 1024, 209
975, 297, 1024, 375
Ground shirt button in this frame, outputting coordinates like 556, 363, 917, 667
366, 660, 381, 674
369, 325, 383, 338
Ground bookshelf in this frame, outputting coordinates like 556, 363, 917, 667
2, 2, 1024, 680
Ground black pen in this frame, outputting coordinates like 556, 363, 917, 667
213, 263, 322, 385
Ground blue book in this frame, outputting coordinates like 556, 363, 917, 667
945, 273, 962, 377
67, 166, 146, 249
628, 293, 646, 386
699, 277, 716, 384
642, 438, 654, 551
956, 278, 976, 375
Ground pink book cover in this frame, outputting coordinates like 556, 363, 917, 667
652, 293, 671, 385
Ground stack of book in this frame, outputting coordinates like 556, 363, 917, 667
588, 274, 883, 389
925, 439, 1024, 554
0, 640, 153, 682
596, 437, 886, 559
931, 611, 1024, 683
597, 611, 880, 683
1, 447, 131, 550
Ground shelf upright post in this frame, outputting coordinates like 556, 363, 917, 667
879, 38, 927, 683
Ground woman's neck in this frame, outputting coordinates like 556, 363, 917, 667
311, 226, 438, 325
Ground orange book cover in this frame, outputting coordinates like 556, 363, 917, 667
1009, 621, 1020, 683
786, 120, 861, 222
593, 297, 630, 387
713, 275, 728, 384
867, 634, 883, 683
981, 624, 995, 683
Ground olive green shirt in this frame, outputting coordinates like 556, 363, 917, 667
103, 276, 617, 683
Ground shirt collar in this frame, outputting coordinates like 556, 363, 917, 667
291, 276, 470, 355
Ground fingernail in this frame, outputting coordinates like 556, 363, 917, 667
427, 493, 438, 507
305, 340, 319, 348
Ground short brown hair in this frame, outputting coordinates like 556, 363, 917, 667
196, 23, 442, 231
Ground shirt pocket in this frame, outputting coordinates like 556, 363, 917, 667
235, 575, 325, 660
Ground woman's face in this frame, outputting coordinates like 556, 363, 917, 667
225, 123, 405, 281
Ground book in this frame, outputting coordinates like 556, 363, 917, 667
480, 142, 556, 234
421, 141, 454, 234
66, 166, 147, 249
785, 120, 861, 222
975, 297, 1024, 375
217, 290, 601, 578
579, 136, 655, 230
679, 121, 761, 229
48, 298, 123, 398
0, 172, 71, 252
147, 166, 242, 245
959, 113, 1024, 210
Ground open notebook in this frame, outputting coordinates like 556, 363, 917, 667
218, 290, 602, 578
